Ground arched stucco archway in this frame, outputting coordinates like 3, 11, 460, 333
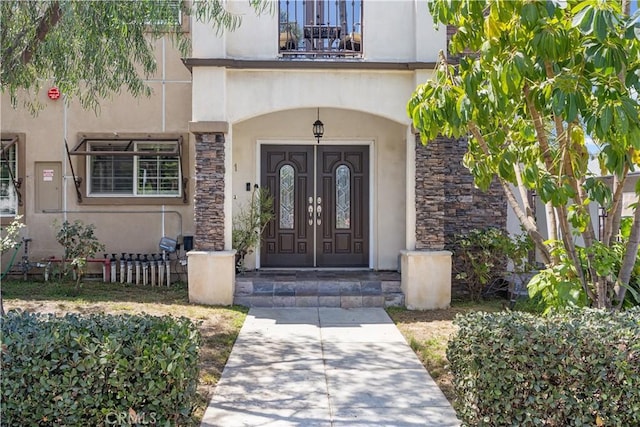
230, 107, 408, 270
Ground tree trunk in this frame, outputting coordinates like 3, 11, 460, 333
556, 204, 598, 304
545, 202, 560, 264
498, 178, 552, 265
615, 204, 640, 308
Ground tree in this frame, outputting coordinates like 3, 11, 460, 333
408, 0, 640, 309
1, 0, 269, 112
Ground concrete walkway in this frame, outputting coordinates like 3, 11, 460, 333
201, 308, 460, 427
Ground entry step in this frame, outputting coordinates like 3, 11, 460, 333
233, 274, 404, 308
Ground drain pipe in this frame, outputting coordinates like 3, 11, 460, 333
110, 253, 117, 283
142, 254, 149, 286
126, 253, 133, 284
165, 255, 171, 287
135, 254, 141, 285
150, 253, 157, 287
102, 254, 109, 282
62, 97, 68, 223
119, 253, 126, 284
158, 254, 165, 287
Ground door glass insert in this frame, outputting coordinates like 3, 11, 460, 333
336, 164, 350, 229
279, 164, 295, 229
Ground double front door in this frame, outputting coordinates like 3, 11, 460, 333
261, 145, 369, 267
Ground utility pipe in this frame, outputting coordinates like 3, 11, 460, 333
42, 209, 184, 238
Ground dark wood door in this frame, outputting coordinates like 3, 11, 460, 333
261, 145, 314, 267
260, 145, 369, 267
316, 145, 369, 266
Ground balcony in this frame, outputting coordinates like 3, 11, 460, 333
279, 0, 363, 58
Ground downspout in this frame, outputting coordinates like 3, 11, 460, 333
162, 36, 167, 237
63, 95, 68, 222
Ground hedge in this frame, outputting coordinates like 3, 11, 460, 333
447, 308, 640, 426
1, 311, 201, 425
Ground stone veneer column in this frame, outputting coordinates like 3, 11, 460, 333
187, 121, 235, 306
413, 133, 507, 297
401, 134, 451, 310
193, 131, 226, 250
414, 134, 446, 249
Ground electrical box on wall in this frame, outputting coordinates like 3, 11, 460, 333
35, 162, 62, 212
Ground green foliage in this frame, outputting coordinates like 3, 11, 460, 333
453, 228, 533, 301
232, 187, 274, 271
529, 220, 640, 312
1, 0, 271, 113
528, 264, 588, 314
409, 0, 640, 309
54, 220, 105, 287
447, 308, 640, 426
1, 311, 201, 425
0, 215, 24, 254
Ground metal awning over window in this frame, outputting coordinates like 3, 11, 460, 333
69, 137, 181, 156
65, 136, 187, 203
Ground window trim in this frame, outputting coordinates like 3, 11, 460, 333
0, 133, 26, 225
70, 133, 189, 205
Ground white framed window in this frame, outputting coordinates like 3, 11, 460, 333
87, 140, 182, 198
1, 136, 21, 217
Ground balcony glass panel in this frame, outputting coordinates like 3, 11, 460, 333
279, 0, 363, 58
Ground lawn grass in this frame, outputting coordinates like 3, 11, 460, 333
387, 298, 505, 403
1, 279, 247, 425
3, 279, 515, 418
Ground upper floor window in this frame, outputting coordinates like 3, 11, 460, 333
1, 134, 24, 220
279, 0, 363, 58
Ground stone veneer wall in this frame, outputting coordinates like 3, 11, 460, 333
194, 132, 226, 251
414, 135, 507, 295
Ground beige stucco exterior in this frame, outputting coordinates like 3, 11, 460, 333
2, 1, 455, 305
400, 250, 452, 309
1, 38, 195, 270
231, 108, 407, 270
192, 1, 445, 62
187, 250, 236, 305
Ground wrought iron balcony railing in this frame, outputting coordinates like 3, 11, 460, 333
279, 0, 363, 58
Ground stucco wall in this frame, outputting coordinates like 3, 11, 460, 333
231, 108, 406, 270
193, 68, 422, 124
192, 0, 446, 62
1, 38, 195, 265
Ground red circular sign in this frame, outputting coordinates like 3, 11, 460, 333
47, 87, 60, 100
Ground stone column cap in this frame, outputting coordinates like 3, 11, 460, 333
188, 121, 229, 135
401, 250, 452, 256
187, 250, 237, 257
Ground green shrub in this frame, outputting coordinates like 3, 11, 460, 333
447, 308, 640, 426
453, 228, 533, 301
1, 311, 201, 425
54, 219, 105, 288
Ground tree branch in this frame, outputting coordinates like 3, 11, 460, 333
21, 1, 62, 66
605, 167, 629, 246
555, 203, 597, 303
615, 203, 640, 308
513, 162, 534, 221
523, 84, 558, 177
544, 60, 567, 154
468, 122, 552, 264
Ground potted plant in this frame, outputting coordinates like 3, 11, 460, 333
232, 187, 274, 272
